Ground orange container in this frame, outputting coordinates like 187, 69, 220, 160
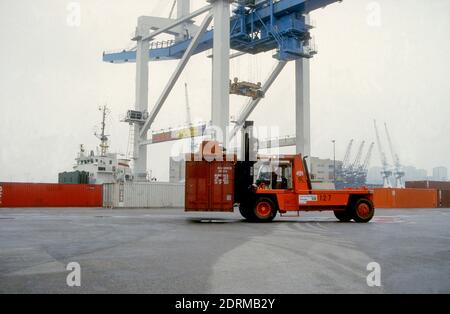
185, 159, 235, 212
373, 188, 438, 208
0, 183, 102, 208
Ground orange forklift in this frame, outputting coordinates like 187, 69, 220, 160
185, 123, 375, 223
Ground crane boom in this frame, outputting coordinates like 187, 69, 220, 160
374, 120, 389, 169
103, 0, 342, 64
384, 122, 401, 168
384, 122, 405, 188
168, 0, 177, 19
351, 141, 366, 170
342, 139, 354, 169
361, 142, 375, 172
374, 120, 392, 188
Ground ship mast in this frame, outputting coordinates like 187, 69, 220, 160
96, 105, 110, 156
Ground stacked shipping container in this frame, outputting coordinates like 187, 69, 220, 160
405, 181, 450, 189
405, 181, 450, 208
438, 190, 450, 208
373, 188, 438, 208
0, 183, 102, 208
1, 182, 447, 209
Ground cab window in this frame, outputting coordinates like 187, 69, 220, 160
254, 160, 292, 189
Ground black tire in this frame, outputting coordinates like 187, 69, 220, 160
352, 198, 375, 223
239, 204, 255, 220
252, 197, 277, 222
334, 210, 352, 222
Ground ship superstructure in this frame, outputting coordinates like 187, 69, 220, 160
61, 106, 134, 184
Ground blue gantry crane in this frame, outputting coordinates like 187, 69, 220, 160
103, 0, 340, 64
103, 0, 342, 180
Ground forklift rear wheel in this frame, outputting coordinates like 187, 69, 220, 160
333, 210, 352, 222
253, 197, 277, 222
352, 198, 375, 223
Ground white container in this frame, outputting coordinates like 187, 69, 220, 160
103, 182, 185, 208
103, 183, 120, 208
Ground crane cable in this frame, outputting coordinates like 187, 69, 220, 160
168, 0, 177, 19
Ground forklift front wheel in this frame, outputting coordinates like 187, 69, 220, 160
333, 210, 352, 222
352, 198, 375, 223
253, 197, 277, 222
239, 205, 254, 220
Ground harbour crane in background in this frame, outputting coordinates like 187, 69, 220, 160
357, 142, 375, 185
337, 140, 374, 189
341, 139, 354, 170
360, 142, 375, 175
335, 139, 353, 188
345, 141, 365, 186
350, 141, 366, 175
374, 120, 392, 188
384, 122, 405, 188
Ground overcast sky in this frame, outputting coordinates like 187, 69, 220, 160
0, 0, 449, 182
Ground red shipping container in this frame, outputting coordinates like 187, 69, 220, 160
373, 188, 437, 208
437, 190, 450, 208
405, 181, 450, 190
185, 159, 235, 212
0, 183, 102, 208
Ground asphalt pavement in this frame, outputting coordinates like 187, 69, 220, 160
0, 207, 449, 293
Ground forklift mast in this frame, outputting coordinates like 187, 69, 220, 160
302, 155, 313, 190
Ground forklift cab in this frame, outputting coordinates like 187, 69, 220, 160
254, 159, 293, 190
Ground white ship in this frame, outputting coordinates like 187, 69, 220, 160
70, 106, 134, 184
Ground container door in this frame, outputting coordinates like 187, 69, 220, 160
185, 161, 209, 210
209, 161, 234, 211
440, 190, 450, 208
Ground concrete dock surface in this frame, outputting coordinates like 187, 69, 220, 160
0, 208, 449, 293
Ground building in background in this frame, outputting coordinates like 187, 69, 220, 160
367, 165, 429, 185
367, 166, 383, 185
433, 167, 448, 181
309, 157, 337, 182
403, 166, 429, 182
170, 158, 186, 183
